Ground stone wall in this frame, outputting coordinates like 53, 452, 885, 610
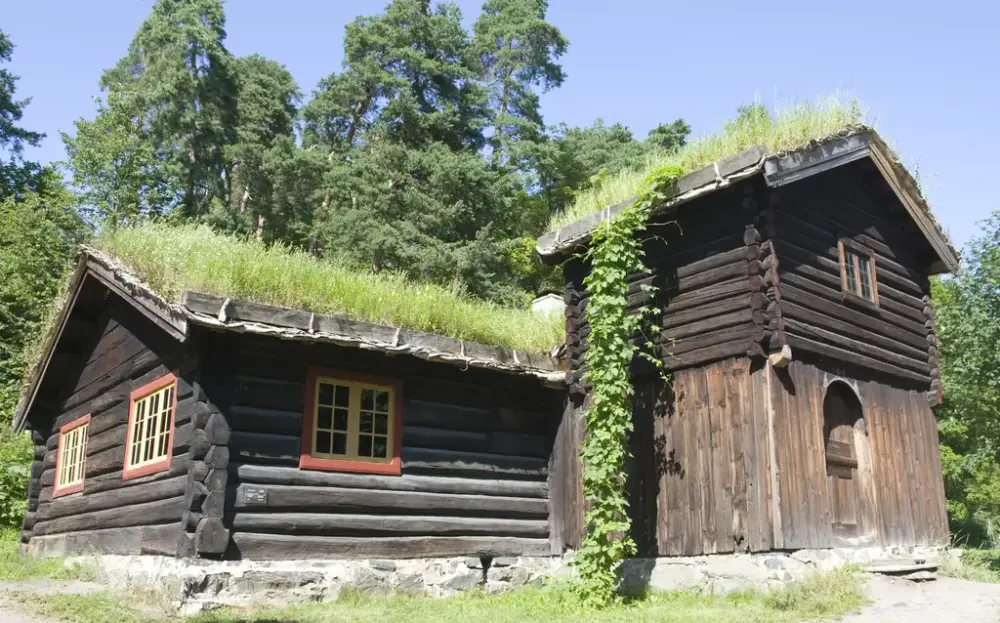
70, 544, 944, 614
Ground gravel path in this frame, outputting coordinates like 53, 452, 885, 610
0, 579, 104, 623
841, 575, 1000, 623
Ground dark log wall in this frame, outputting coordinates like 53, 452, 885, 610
563, 180, 766, 393
200, 331, 561, 560
766, 356, 949, 549
771, 165, 938, 390
25, 295, 195, 558
654, 182, 770, 371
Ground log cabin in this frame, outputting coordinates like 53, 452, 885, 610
12, 251, 565, 559
13, 126, 958, 565
539, 128, 959, 556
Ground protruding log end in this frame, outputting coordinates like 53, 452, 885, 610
768, 344, 793, 369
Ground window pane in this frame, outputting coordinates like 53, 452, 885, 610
318, 382, 334, 406
845, 251, 859, 294
361, 389, 374, 411
374, 413, 388, 435
859, 256, 873, 300
373, 437, 388, 459
374, 390, 388, 413
317, 406, 333, 430
360, 412, 373, 433
315, 430, 332, 454
334, 409, 348, 431
332, 433, 347, 455
358, 434, 373, 457
335, 385, 350, 408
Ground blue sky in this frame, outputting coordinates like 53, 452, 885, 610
4, 0, 998, 249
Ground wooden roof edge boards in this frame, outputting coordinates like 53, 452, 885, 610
11, 249, 190, 433
764, 131, 960, 276
762, 132, 872, 188
83, 251, 188, 341
866, 134, 960, 275
180, 291, 566, 384
536, 145, 769, 258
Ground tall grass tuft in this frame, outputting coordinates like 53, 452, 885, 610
94, 223, 564, 353
550, 94, 867, 230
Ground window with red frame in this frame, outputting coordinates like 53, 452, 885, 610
300, 368, 402, 475
123, 374, 177, 480
54, 414, 90, 497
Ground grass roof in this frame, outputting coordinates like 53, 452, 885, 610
95, 223, 564, 352
549, 95, 868, 231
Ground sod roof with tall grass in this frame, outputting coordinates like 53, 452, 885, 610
549, 95, 868, 231
94, 224, 564, 353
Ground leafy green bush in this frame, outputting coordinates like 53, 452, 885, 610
933, 210, 1000, 546
0, 427, 32, 528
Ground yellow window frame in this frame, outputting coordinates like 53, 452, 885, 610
123, 373, 177, 480
311, 377, 395, 463
300, 368, 403, 475
54, 415, 90, 496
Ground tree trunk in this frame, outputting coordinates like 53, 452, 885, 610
345, 96, 371, 147
240, 188, 251, 214
491, 65, 512, 169
187, 48, 199, 217
256, 213, 264, 242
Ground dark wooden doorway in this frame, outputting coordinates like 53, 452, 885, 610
823, 382, 875, 541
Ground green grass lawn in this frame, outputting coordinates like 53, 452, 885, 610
0, 529, 94, 582
186, 570, 867, 623
940, 548, 1000, 584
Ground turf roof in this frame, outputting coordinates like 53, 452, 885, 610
94, 223, 564, 353
549, 95, 867, 231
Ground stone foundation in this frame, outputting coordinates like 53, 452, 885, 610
69, 545, 944, 613
79, 554, 567, 614
620, 545, 944, 595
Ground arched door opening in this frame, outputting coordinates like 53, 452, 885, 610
823, 381, 875, 540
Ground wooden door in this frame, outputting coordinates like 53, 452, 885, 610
823, 382, 873, 539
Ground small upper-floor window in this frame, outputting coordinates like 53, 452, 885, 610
838, 239, 879, 305
300, 368, 402, 475
124, 373, 177, 480
54, 414, 90, 497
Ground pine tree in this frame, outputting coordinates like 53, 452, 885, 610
215, 54, 302, 241
646, 118, 690, 151
302, 1, 532, 300
303, 0, 487, 152
66, 0, 237, 223
0, 30, 45, 199
472, 0, 567, 170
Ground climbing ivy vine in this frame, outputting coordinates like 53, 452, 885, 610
574, 165, 684, 605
